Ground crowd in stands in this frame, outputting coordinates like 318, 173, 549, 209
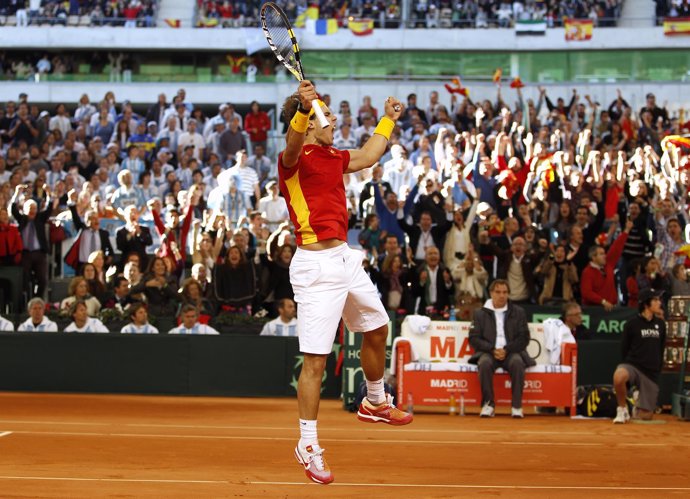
3, 0, 157, 27
198, 0, 626, 29
0, 82, 688, 335
657, 0, 690, 19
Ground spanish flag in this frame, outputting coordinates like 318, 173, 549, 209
663, 17, 690, 35
164, 18, 181, 28
492, 68, 502, 84
564, 18, 593, 41
444, 77, 469, 97
349, 18, 374, 36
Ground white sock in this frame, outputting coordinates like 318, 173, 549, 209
299, 419, 318, 448
366, 377, 386, 405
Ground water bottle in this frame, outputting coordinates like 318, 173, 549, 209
449, 394, 457, 416
407, 393, 414, 415
459, 395, 465, 416
449, 305, 456, 322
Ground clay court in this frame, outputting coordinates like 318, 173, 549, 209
0, 393, 688, 498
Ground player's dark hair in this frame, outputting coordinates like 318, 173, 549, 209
282, 93, 316, 124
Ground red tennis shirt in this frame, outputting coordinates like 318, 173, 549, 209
278, 144, 350, 246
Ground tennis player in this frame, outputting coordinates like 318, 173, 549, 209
279, 80, 412, 485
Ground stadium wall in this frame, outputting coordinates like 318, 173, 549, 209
0, 26, 688, 51
0, 333, 675, 404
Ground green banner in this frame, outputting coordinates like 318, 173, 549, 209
523, 305, 636, 337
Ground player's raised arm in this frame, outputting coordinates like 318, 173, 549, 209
346, 97, 403, 173
282, 81, 319, 168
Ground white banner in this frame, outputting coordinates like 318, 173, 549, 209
400, 317, 547, 364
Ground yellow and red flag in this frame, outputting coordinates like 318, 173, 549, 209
664, 17, 690, 35
444, 77, 469, 97
564, 18, 593, 41
492, 68, 502, 84
510, 76, 525, 89
349, 18, 374, 36
164, 18, 180, 28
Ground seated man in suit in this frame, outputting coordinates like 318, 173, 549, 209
468, 279, 535, 418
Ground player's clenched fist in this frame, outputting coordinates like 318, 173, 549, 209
298, 80, 318, 110
383, 97, 403, 121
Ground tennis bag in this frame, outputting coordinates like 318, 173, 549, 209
576, 385, 619, 418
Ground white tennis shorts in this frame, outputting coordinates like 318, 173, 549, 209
290, 243, 389, 354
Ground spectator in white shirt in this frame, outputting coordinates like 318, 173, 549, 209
354, 114, 376, 144
203, 103, 229, 140
36, 54, 51, 74
383, 144, 415, 197
162, 101, 190, 132
157, 116, 182, 153
49, 103, 72, 137
64, 301, 109, 333
121, 303, 159, 334
168, 305, 219, 335
18, 298, 58, 332
0, 314, 14, 331
259, 180, 289, 231
177, 119, 205, 161
74, 94, 97, 126
246, 144, 274, 184
228, 149, 260, 209
333, 122, 358, 150
206, 120, 225, 157
260, 298, 298, 337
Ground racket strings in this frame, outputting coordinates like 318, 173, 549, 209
263, 9, 299, 74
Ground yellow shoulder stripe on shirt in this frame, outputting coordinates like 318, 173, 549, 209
283, 171, 317, 245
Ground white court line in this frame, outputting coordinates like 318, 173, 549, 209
1, 420, 671, 438
248, 481, 690, 491
0, 431, 12, 438
0, 420, 110, 426
0, 476, 225, 484
2, 430, 629, 447
0, 477, 687, 491
9, 429, 690, 448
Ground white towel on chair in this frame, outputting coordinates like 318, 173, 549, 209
402, 315, 432, 335
542, 318, 576, 365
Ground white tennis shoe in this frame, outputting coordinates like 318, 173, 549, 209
479, 403, 495, 418
511, 407, 524, 418
613, 406, 630, 424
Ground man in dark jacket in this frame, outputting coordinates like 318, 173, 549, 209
468, 279, 535, 418
412, 246, 454, 314
399, 209, 452, 266
66, 205, 114, 270
11, 184, 51, 299
612, 288, 666, 424
479, 234, 544, 304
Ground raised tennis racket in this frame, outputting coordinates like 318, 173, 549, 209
260, 2, 330, 129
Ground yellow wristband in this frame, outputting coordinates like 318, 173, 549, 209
373, 117, 395, 141
290, 111, 309, 134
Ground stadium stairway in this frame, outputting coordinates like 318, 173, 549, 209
156, 0, 196, 28
619, 0, 656, 27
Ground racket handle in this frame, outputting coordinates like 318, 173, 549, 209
311, 99, 329, 129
